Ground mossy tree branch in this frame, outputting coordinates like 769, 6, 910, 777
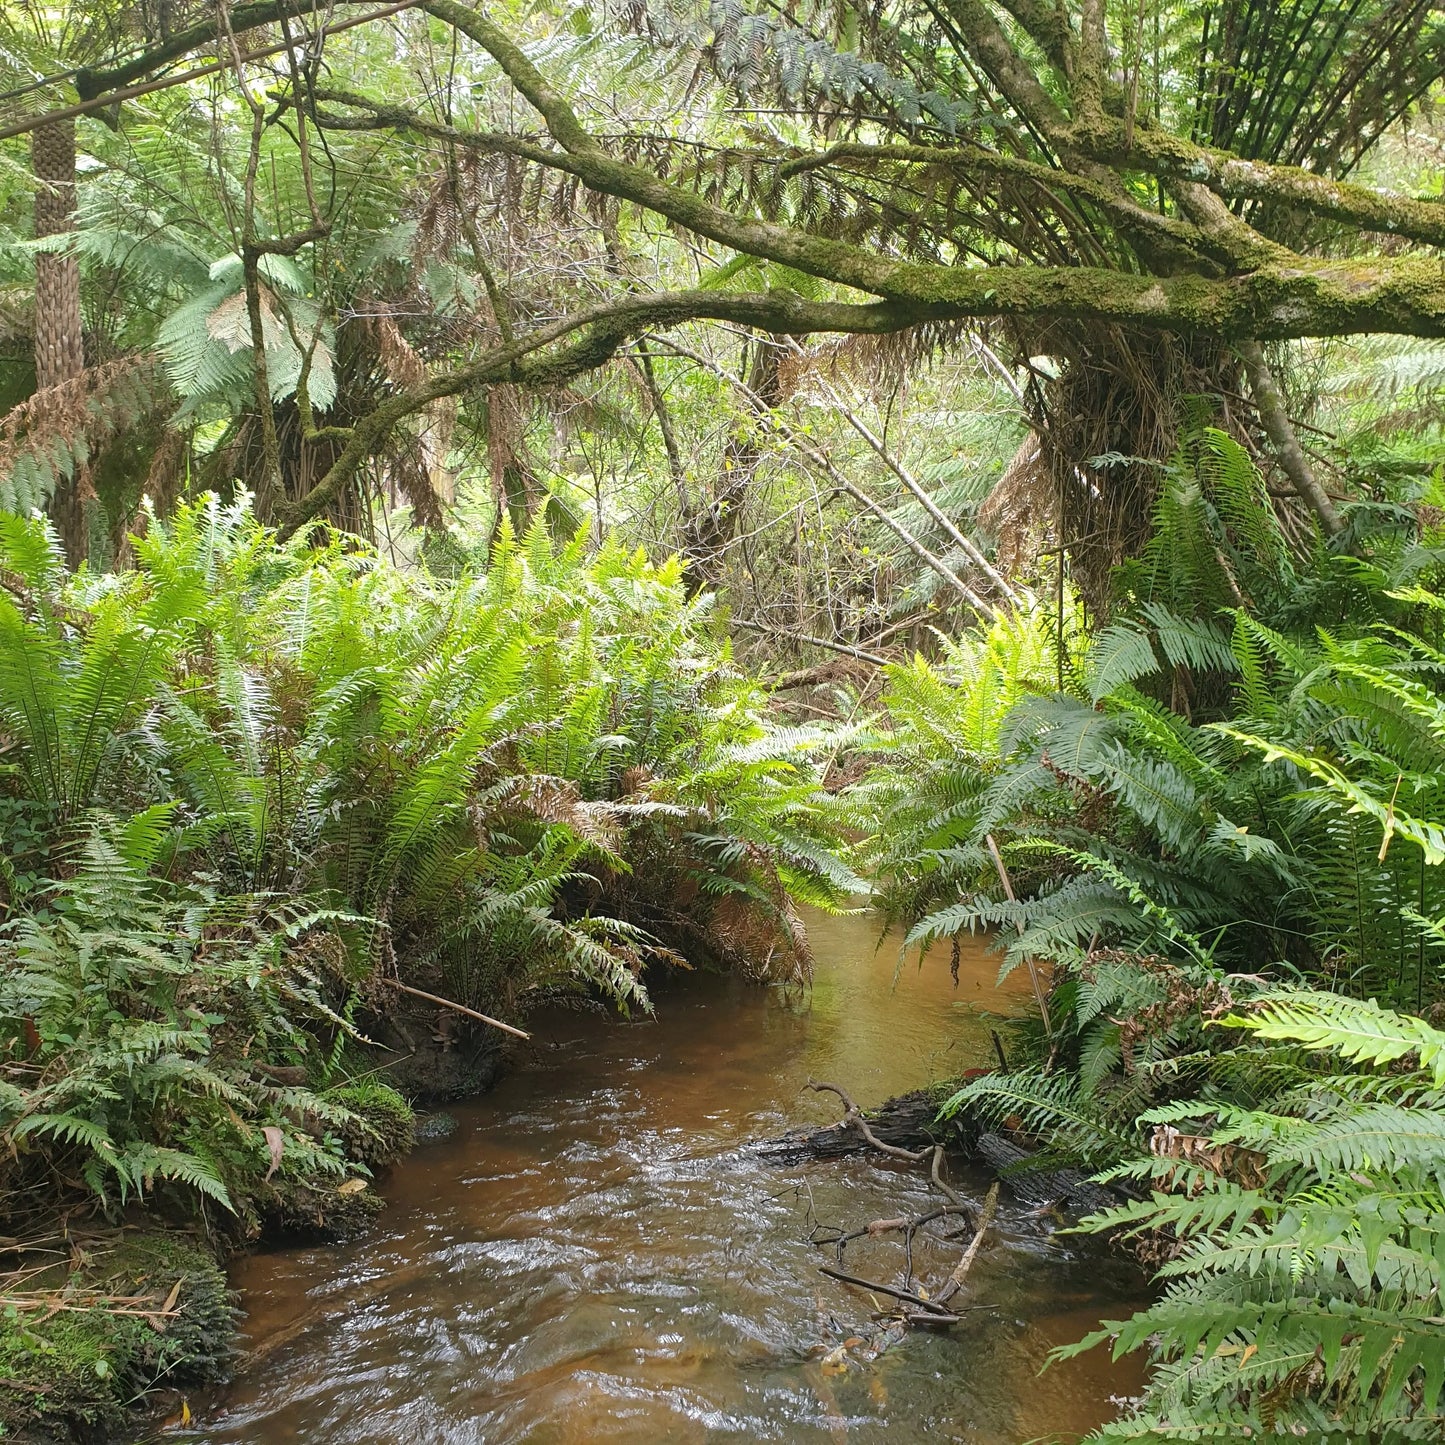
276, 289, 939, 534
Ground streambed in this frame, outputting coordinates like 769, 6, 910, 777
178, 913, 1146, 1443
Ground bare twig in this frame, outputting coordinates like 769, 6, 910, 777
830, 1203, 972, 1265
935, 1181, 999, 1308
1238, 339, 1346, 537
784, 342, 1019, 605
984, 833, 1053, 1039
391, 982, 531, 1040
731, 618, 889, 668
804, 1080, 931, 1161
930, 1144, 963, 1207
816, 1265, 961, 1322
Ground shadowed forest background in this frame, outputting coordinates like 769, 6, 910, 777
3, 2, 1445, 1440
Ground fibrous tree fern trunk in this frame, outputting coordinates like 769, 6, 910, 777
985, 323, 1238, 614
31, 117, 87, 566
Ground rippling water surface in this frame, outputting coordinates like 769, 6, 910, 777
182, 912, 1146, 1443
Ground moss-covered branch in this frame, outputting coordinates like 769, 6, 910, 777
1080, 120, 1445, 248
277, 287, 935, 533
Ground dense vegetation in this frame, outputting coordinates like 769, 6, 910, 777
855, 436, 1445, 1437
0, 498, 849, 1431
4, 1, 1445, 1440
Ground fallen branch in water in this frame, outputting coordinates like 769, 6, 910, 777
815, 1264, 961, 1323
824, 1203, 974, 1268
390, 982, 531, 1040
804, 1080, 931, 1161
930, 1143, 963, 1206
935, 1181, 998, 1308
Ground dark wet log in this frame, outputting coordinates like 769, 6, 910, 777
802, 1080, 934, 1161
759, 1088, 1121, 1212
757, 1089, 972, 1164
973, 1132, 1119, 1213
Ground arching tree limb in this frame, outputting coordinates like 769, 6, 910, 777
275, 289, 937, 534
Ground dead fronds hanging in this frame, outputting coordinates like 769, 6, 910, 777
990, 323, 1241, 613
0, 355, 171, 516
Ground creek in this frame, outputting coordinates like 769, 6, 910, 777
178, 911, 1146, 1443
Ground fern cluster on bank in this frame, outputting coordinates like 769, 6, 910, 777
854, 430, 1445, 1438
1, 813, 371, 1229
1059, 992, 1445, 1440
0, 495, 851, 1234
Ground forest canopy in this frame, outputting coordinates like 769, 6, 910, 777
4, 0, 1445, 562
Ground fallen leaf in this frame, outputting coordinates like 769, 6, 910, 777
161, 1398, 192, 1429
262, 1126, 285, 1182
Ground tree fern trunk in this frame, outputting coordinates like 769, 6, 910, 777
32, 117, 88, 568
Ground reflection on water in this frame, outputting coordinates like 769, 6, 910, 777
181, 912, 1145, 1444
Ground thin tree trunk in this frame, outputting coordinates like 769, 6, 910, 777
688, 334, 781, 582
1238, 338, 1345, 538
32, 117, 87, 565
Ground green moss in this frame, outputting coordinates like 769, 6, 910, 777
0, 1230, 234, 1439
325, 1081, 416, 1172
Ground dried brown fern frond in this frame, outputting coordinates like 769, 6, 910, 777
0, 354, 171, 513
500, 774, 624, 854
708, 882, 814, 986
979, 433, 1051, 579
995, 323, 1241, 612
781, 321, 971, 400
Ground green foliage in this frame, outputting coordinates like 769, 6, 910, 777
862, 435, 1445, 1437
323, 1081, 415, 1171
0, 496, 849, 1235
2, 498, 848, 1014
1055, 991, 1445, 1441
0, 815, 365, 1223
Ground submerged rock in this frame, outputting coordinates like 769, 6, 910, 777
414, 1111, 460, 1143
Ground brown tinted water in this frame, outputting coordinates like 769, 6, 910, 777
179, 912, 1146, 1444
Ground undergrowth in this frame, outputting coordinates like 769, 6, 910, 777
857, 430, 1445, 1439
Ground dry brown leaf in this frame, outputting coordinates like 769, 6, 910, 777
261, 1125, 285, 1182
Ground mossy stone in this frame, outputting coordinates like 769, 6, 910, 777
324, 1081, 416, 1171
0, 1230, 234, 1440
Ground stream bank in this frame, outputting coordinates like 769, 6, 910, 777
173, 911, 1147, 1444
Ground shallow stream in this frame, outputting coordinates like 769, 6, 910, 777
180, 912, 1145, 1443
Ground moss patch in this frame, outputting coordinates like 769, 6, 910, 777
0, 1230, 234, 1440
264, 1176, 387, 1240
324, 1081, 416, 1171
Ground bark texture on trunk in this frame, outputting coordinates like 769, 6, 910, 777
32, 117, 88, 565
1238, 338, 1345, 538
